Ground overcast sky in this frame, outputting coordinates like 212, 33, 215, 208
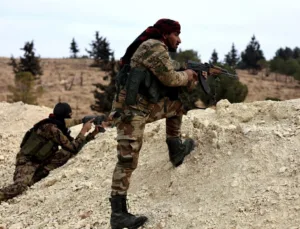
1, 0, 299, 62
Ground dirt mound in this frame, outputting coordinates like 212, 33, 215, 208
0, 99, 300, 229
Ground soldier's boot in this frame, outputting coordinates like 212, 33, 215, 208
110, 195, 148, 229
166, 137, 195, 167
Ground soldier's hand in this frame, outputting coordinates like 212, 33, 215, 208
81, 119, 94, 134
90, 123, 107, 137
90, 126, 100, 137
201, 71, 208, 79
185, 69, 198, 81
185, 69, 198, 91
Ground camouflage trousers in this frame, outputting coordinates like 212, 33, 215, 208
0, 149, 73, 201
110, 93, 186, 196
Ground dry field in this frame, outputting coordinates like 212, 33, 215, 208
0, 57, 300, 118
0, 57, 108, 118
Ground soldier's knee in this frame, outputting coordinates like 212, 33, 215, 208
54, 149, 72, 161
117, 139, 141, 169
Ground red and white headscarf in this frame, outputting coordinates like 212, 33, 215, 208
120, 19, 181, 66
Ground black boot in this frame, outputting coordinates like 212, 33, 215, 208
166, 137, 195, 167
110, 195, 148, 229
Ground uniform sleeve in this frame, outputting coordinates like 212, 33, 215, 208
65, 118, 82, 128
43, 124, 87, 154
170, 59, 182, 70
141, 44, 189, 87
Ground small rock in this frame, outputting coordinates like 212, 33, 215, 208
279, 167, 287, 173
231, 180, 239, 187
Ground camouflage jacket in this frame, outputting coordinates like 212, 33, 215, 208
35, 118, 94, 154
18, 118, 94, 160
110, 39, 189, 120
131, 39, 189, 87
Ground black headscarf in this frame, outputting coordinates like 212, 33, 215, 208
34, 102, 73, 141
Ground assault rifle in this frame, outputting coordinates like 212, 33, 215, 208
82, 115, 106, 133
186, 60, 238, 94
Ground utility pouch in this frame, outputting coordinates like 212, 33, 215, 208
21, 131, 55, 161
20, 128, 33, 148
116, 64, 131, 101
125, 68, 150, 105
147, 79, 161, 103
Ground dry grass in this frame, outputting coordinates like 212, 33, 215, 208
0, 57, 109, 118
0, 57, 300, 118
237, 69, 300, 102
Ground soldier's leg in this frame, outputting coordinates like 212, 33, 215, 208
147, 98, 195, 166
43, 149, 73, 171
166, 115, 182, 138
146, 98, 186, 123
33, 149, 73, 182
0, 161, 39, 201
110, 113, 148, 229
111, 114, 146, 196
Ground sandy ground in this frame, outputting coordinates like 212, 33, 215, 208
0, 99, 300, 229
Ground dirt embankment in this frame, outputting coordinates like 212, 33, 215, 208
0, 99, 300, 229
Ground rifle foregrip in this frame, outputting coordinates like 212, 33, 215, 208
82, 115, 106, 126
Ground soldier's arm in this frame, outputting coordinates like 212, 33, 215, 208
142, 43, 189, 87
65, 118, 82, 128
44, 124, 88, 154
170, 59, 182, 70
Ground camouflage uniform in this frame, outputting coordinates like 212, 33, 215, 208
110, 39, 190, 196
0, 118, 94, 201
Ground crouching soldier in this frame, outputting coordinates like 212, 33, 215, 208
0, 102, 105, 202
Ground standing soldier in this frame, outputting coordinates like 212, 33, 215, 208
0, 102, 105, 202
108, 19, 199, 229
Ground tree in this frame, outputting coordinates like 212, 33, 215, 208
269, 47, 300, 81
9, 41, 43, 78
240, 35, 265, 74
275, 47, 293, 61
285, 59, 300, 76
70, 38, 79, 58
292, 47, 300, 59
210, 49, 219, 64
91, 54, 119, 114
86, 31, 113, 67
8, 72, 42, 104
270, 57, 285, 73
173, 49, 201, 64
224, 43, 239, 67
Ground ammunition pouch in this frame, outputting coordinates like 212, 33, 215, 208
124, 67, 170, 105
125, 67, 151, 105
20, 128, 33, 148
21, 130, 56, 161
115, 64, 131, 102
